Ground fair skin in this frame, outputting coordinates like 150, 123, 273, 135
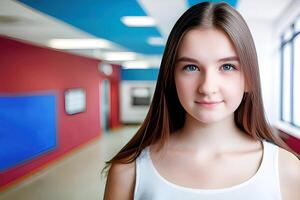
103, 28, 300, 200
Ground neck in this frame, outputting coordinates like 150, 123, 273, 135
170, 113, 254, 152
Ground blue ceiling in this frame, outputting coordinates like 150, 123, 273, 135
17, 0, 237, 55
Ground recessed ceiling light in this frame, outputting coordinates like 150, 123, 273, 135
122, 61, 150, 69
121, 16, 155, 27
147, 37, 166, 46
48, 39, 111, 49
103, 52, 136, 61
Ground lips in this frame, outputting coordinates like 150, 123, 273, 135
195, 100, 223, 108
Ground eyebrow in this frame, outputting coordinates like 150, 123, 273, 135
176, 56, 240, 63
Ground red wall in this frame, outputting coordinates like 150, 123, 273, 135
0, 35, 120, 188
108, 68, 120, 128
279, 130, 300, 156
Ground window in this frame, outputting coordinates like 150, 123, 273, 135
294, 32, 300, 126
280, 16, 300, 128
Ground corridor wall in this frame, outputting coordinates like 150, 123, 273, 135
0, 35, 120, 189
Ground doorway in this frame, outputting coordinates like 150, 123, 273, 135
100, 79, 110, 133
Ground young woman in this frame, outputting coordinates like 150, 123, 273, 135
103, 2, 300, 199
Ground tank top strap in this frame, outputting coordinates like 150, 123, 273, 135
259, 140, 279, 176
134, 146, 153, 198
258, 140, 281, 194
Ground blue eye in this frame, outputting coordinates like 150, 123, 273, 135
221, 64, 236, 71
183, 64, 199, 72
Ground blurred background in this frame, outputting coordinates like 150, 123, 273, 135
0, 0, 299, 199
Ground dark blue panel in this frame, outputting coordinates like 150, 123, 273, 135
188, 0, 238, 7
0, 93, 57, 171
121, 68, 159, 81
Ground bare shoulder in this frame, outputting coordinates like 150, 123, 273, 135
278, 147, 300, 200
279, 147, 300, 178
103, 161, 136, 200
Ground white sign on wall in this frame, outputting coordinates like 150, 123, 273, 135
64, 88, 86, 115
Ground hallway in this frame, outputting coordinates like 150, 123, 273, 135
0, 126, 138, 200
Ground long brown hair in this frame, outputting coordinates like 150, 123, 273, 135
103, 1, 286, 174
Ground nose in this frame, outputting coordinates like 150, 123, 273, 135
198, 70, 218, 95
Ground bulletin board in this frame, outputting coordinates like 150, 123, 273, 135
0, 93, 57, 171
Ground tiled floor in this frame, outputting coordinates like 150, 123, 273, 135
0, 125, 138, 200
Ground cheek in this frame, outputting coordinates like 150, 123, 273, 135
175, 79, 186, 101
175, 76, 195, 98
222, 78, 245, 103
175, 78, 191, 108
228, 74, 245, 89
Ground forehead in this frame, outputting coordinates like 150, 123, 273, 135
177, 28, 238, 62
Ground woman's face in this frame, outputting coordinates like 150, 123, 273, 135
174, 27, 246, 124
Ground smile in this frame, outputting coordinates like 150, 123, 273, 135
195, 100, 224, 108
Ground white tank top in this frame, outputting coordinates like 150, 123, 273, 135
134, 140, 282, 200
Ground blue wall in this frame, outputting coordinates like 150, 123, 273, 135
121, 68, 159, 81
187, 0, 238, 7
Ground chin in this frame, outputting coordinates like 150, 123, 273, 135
193, 114, 228, 124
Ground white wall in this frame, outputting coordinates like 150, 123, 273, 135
120, 81, 156, 123
238, 0, 300, 137
244, 19, 274, 124
272, 0, 300, 137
